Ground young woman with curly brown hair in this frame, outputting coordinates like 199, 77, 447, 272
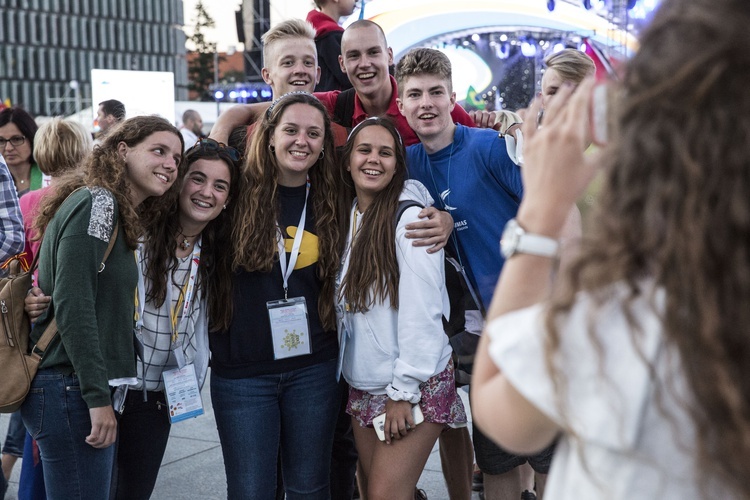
21, 115, 184, 499
472, 0, 750, 497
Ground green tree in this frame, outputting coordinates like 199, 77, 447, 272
187, 1, 220, 100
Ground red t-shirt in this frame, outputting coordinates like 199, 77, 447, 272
315, 75, 476, 146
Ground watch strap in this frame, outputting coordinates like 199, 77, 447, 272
515, 232, 559, 258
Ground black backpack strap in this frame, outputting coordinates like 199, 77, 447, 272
333, 87, 357, 130
394, 200, 424, 227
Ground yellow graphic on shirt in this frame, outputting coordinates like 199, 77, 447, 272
284, 226, 319, 269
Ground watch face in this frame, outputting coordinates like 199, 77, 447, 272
500, 219, 520, 259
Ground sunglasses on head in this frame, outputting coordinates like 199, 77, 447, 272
186, 138, 242, 162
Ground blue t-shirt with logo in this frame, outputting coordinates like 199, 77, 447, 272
406, 124, 523, 308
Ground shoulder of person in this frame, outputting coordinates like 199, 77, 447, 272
62, 187, 118, 243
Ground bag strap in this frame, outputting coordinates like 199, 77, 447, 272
395, 200, 424, 227
31, 223, 120, 357
333, 88, 357, 129
394, 200, 486, 315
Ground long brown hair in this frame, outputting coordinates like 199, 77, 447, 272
232, 92, 340, 330
338, 118, 407, 312
544, 0, 750, 495
34, 116, 184, 248
144, 142, 243, 332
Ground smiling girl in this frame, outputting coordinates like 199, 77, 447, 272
210, 91, 342, 499
21, 116, 184, 499
336, 117, 466, 500
111, 138, 241, 499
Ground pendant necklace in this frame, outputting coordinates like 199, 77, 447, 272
178, 230, 201, 251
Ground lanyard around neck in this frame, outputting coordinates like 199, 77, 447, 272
134, 238, 201, 343
167, 238, 201, 343
427, 143, 467, 268
277, 181, 310, 300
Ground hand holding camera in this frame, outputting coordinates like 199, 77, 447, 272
518, 77, 602, 238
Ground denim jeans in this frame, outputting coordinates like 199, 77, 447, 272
18, 432, 46, 500
211, 359, 339, 500
2, 410, 25, 457
20, 369, 115, 499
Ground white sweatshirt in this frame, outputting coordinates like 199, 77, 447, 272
336, 180, 452, 403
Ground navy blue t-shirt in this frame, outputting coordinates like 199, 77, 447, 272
209, 184, 338, 378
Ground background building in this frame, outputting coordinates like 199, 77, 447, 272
0, 0, 188, 116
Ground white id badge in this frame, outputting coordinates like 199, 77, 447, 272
267, 297, 312, 360
162, 364, 204, 424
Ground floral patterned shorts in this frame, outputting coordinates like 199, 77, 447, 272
347, 359, 467, 428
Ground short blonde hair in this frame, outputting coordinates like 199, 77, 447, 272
33, 118, 92, 177
261, 19, 316, 66
544, 49, 596, 85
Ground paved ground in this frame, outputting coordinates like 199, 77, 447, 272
1, 382, 480, 499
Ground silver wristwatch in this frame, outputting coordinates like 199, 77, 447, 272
500, 218, 560, 259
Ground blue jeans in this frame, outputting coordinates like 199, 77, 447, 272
20, 369, 115, 499
211, 359, 339, 500
18, 432, 46, 500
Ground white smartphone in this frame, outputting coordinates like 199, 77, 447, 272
590, 82, 619, 147
373, 405, 425, 441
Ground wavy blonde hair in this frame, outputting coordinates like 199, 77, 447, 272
33, 118, 92, 177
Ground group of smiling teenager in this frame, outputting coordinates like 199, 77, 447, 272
31, 2, 747, 500
210, 15, 538, 500
18, 16, 518, 500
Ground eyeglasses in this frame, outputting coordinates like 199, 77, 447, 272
0, 136, 26, 149
186, 138, 242, 162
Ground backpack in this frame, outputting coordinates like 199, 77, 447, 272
332, 87, 357, 132
0, 255, 56, 413
0, 224, 119, 413
395, 201, 485, 386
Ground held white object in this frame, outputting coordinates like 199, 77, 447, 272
373, 405, 425, 441
500, 218, 560, 259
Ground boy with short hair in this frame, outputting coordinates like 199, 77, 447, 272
306, 0, 356, 92
212, 19, 348, 146
396, 47, 564, 500
260, 18, 320, 97
313, 19, 477, 146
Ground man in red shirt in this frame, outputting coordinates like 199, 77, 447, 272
315, 19, 476, 146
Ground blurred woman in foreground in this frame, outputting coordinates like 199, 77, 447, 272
472, 0, 750, 497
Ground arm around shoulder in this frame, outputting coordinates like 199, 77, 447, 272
210, 103, 270, 143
